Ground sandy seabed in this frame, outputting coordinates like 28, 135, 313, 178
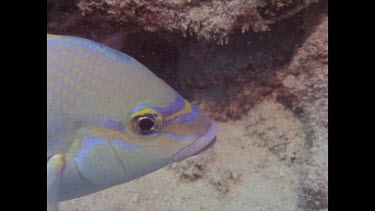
61, 121, 302, 210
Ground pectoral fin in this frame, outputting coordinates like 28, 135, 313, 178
47, 154, 65, 211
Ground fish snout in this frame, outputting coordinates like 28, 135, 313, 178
172, 120, 217, 162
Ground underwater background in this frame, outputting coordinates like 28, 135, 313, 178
47, 0, 328, 210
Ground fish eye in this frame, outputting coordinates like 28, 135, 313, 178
130, 108, 163, 136
132, 114, 158, 135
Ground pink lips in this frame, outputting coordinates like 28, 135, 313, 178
172, 121, 218, 162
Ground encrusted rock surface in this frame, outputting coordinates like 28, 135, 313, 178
48, 0, 315, 44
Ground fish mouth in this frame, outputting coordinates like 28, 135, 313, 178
172, 121, 218, 162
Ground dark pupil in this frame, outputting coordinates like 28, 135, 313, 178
138, 118, 155, 135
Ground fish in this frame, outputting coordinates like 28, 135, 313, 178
47, 34, 217, 210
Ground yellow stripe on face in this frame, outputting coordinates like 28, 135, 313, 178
165, 100, 192, 121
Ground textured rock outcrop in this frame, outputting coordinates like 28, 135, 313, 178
48, 0, 315, 44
